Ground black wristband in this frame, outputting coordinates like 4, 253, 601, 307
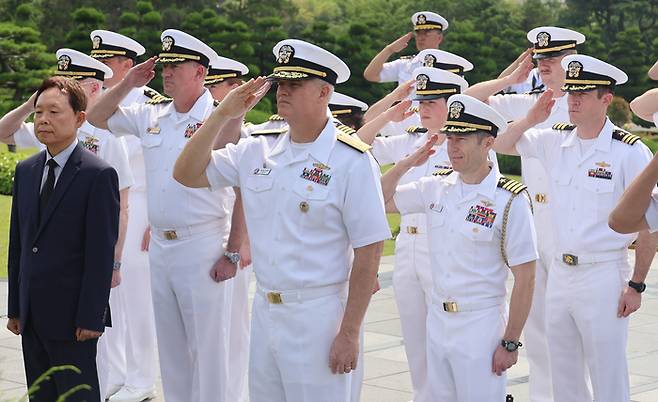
628, 280, 646, 294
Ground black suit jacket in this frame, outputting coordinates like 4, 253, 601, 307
7, 143, 120, 341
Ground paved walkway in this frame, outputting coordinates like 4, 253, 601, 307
3, 255, 658, 401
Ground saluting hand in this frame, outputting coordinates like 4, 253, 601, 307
387, 32, 414, 54
526, 89, 555, 126
384, 99, 415, 123
216, 77, 271, 120
400, 134, 439, 169
389, 80, 416, 102
124, 56, 157, 88
507, 52, 535, 85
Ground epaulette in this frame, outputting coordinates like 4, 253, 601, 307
399, 54, 416, 60
433, 168, 454, 176
523, 88, 545, 95
337, 132, 371, 153
406, 126, 428, 134
498, 177, 527, 195
268, 114, 285, 121
612, 129, 641, 145
145, 94, 173, 105
143, 88, 162, 99
251, 128, 287, 136
335, 123, 356, 136
552, 123, 576, 131
243, 122, 253, 127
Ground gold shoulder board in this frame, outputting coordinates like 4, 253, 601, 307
612, 129, 641, 145
497, 177, 527, 195
433, 168, 454, 176
268, 114, 285, 121
551, 123, 576, 131
336, 132, 370, 153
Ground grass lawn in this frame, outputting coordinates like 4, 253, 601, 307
0, 195, 10, 279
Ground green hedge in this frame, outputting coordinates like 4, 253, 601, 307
497, 153, 521, 176
0, 146, 35, 195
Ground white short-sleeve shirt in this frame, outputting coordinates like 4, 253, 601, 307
516, 118, 653, 254
379, 55, 421, 85
394, 168, 538, 303
206, 118, 392, 291
107, 89, 231, 228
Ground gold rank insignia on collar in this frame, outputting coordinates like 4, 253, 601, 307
552, 122, 576, 131
612, 129, 641, 145
251, 128, 287, 136
336, 132, 370, 153
433, 168, 454, 176
268, 114, 285, 121
145, 94, 173, 105
406, 126, 428, 134
497, 177, 527, 194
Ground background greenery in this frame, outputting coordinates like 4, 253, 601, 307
1, 0, 658, 118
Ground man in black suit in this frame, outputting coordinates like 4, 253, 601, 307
6, 76, 120, 402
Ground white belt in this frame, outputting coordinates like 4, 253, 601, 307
435, 298, 503, 313
557, 249, 627, 266
152, 219, 227, 241
257, 282, 347, 304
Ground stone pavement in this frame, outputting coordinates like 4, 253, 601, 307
3, 255, 658, 401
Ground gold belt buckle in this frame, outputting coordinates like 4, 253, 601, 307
163, 230, 178, 240
267, 292, 283, 304
443, 301, 458, 313
535, 193, 547, 203
562, 254, 578, 266
406, 226, 418, 234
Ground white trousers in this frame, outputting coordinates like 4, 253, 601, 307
120, 191, 158, 390
97, 286, 126, 399
393, 230, 433, 402
150, 224, 230, 402
427, 303, 507, 402
546, 257, 630, 402
225, 266, 252, 402
249, 289, 352, 402
523, 250, 553, 402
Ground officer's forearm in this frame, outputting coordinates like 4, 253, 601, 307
363, 47, 393, 82
0, 98, 34, 144
609, 156, 658, 234
114, 188, 130, 262
213, 117, 243, 150
174, 109, 231, 188
464, 76, 514, 103
363, 91, 399, 124
632, 230, 658, 283
492, 118, 532, 156
504, 261, 535, 341
87, 79, 134, 129
225, 189, 246, 252
356, 112, 391, 146
629, 88, 658, 122
381, 161, 413, 204
339, 241, 384, 336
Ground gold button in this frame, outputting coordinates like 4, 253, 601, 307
299, 201, 309, 213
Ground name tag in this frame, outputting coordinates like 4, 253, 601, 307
252, 168, 271, 176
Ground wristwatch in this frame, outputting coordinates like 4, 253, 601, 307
628, 280, 646, 294
112, 261, 122, 271
224, 251, 241, 265
501, 339, 522, 352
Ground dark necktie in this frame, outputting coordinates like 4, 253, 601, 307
40, 158, 58, 215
